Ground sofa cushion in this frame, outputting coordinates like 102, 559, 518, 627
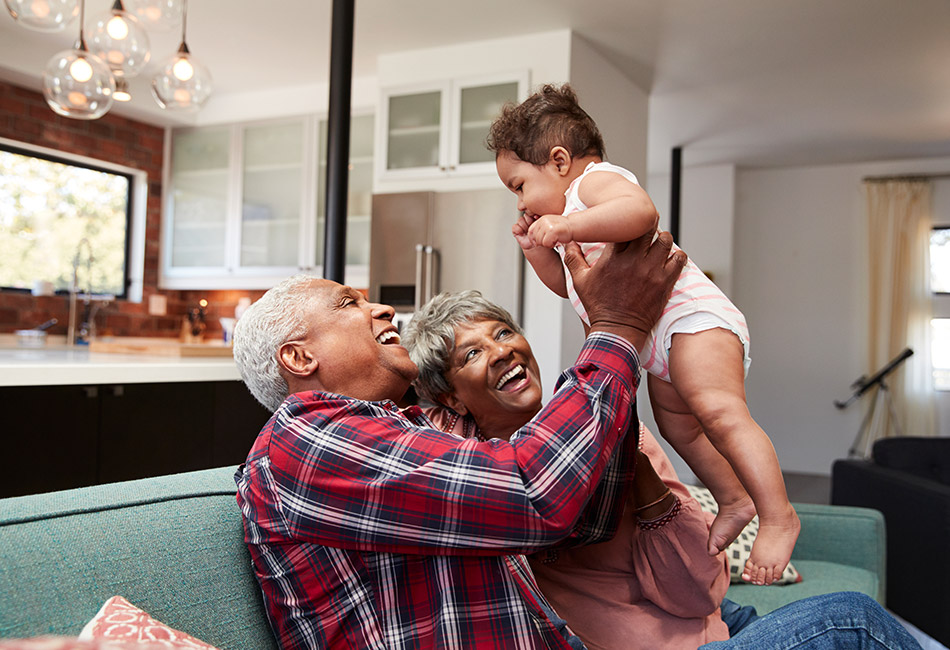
0, 466, 276, 649
872, 437, 950, 486
727, 560, 880, 615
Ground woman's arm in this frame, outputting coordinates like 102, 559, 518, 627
631, 430, 731, 618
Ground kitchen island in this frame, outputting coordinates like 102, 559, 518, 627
0, 337, 268, 499
0, 344, 241, 386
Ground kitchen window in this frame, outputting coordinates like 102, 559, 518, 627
930, 227, 950, 389
0, 138, 147, 301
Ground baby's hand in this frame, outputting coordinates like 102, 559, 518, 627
528, 214, 573, 248
512, 213, 537, 251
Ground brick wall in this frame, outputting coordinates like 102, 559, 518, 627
0, 80, 263, 340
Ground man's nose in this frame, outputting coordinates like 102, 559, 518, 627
371, 303, 394, 320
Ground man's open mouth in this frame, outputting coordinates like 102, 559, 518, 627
377, 330, 401, 345
496, 364, 526, 390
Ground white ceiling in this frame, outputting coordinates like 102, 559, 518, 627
2, 0, 950, 174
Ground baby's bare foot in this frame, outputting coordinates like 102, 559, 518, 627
741, 504, 801, 585
707, 494, 756, 556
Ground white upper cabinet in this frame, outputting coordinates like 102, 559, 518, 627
375, 71, 529, 192
161, 113, 374, 290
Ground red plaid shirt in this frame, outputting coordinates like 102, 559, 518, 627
235, 332, 640, 649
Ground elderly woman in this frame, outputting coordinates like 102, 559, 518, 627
404, 289, 734, 648
403, 290, 921, 650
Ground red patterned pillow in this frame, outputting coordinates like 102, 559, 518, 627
78, 596, 219, 649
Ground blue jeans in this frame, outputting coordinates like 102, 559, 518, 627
702, 592, 922, 649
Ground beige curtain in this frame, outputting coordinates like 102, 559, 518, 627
863, 179, 936, 453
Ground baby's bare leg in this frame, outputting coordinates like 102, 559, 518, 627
648, 374, 754, 554
668, 328, 800, 586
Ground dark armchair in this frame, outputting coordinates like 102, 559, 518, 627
831, 436, 950, 647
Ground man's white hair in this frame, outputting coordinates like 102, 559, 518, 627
232, 274, 319, 412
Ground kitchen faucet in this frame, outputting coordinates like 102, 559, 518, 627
67, 238, 93, 346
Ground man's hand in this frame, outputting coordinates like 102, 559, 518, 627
563, 231, 686, 350
528, 214, 573, 248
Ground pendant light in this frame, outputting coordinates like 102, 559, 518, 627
89, 0, 150, 80
150, 0, 211, 111
3, 0, 78, 32
42, 0, 115, 119
113, 76, 131, 101
126, 0, 180, 32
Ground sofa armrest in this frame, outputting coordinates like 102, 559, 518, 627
790, 501, 886, 602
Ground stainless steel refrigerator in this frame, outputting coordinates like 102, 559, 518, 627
369, 190, 524, 327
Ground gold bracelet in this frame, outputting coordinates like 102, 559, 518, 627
631, 488, 672, 514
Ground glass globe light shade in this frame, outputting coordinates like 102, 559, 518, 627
89, 3, 150, 78
126, 0, 180, 31
4, 0, 78, 31
151, 47, 212, 110
43, 44, 115, 119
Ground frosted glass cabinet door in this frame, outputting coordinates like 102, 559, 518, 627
317, 113, 375, 266
170, 128, 230, 268
241, 121, 305, 267
386, 90, 441, 171
458, 82, 519, 165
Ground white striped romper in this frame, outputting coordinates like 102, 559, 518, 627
558, 161, 751, 381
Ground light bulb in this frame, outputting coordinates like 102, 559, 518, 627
172, 56, 193, 81
69, 57, 93, 82
30, 0, 49, 17
113, 77, 131, 101
106, 14, 129, 39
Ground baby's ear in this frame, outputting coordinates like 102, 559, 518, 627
550, 146, 571, 175
439, 391, 468, 416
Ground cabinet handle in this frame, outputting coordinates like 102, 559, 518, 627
424, 246, 439, 303
414, 244, 425, 312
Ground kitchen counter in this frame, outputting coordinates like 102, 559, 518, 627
0, 338, 241, 387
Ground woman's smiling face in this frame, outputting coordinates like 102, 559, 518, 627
442, 318, 543, 439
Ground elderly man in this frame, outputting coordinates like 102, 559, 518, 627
232, 233, 685, 649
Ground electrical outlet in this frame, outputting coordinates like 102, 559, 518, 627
148, 294, 168, 316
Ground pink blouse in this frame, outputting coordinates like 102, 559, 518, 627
424, 406, 731, 649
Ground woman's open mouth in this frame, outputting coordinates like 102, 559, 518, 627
495, 364, 528, 391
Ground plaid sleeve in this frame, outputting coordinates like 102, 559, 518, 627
256, 331, 640, 557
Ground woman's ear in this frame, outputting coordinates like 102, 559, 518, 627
278, 341, 319, 378
439, 391, 469, 416
550, 146, 572, 175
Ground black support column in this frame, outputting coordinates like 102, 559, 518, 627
322, 0, 355, 283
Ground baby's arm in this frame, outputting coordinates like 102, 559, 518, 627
529, 170, 659, 247
513, 214, 568, 298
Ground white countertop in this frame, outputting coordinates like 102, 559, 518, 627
0, 342, 241, 387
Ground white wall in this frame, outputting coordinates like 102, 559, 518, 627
701, 156, 950, 476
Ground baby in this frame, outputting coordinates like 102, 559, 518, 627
487, 83, 799, 585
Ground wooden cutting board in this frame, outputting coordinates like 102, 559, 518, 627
89, 337, 233, 357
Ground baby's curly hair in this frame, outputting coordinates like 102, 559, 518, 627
487, 83, 605, 166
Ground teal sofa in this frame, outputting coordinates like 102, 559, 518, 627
0, 467, 885, 647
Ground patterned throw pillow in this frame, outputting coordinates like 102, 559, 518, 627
685, 484, 802, 585
78, 596, 219, 649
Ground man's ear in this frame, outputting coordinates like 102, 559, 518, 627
550, 146, 572, 176
278, 340, 319, 378
439, 391, 468, 416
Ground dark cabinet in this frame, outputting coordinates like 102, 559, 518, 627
0, 381, 270, 498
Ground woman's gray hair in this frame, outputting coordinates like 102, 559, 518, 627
403, 290, 522, 404
232, 274, 318, 412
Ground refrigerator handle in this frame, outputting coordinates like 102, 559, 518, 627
414, 244, 426, 312
424, 246, 439, 304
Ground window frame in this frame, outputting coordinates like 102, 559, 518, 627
0, 136, 148, 303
